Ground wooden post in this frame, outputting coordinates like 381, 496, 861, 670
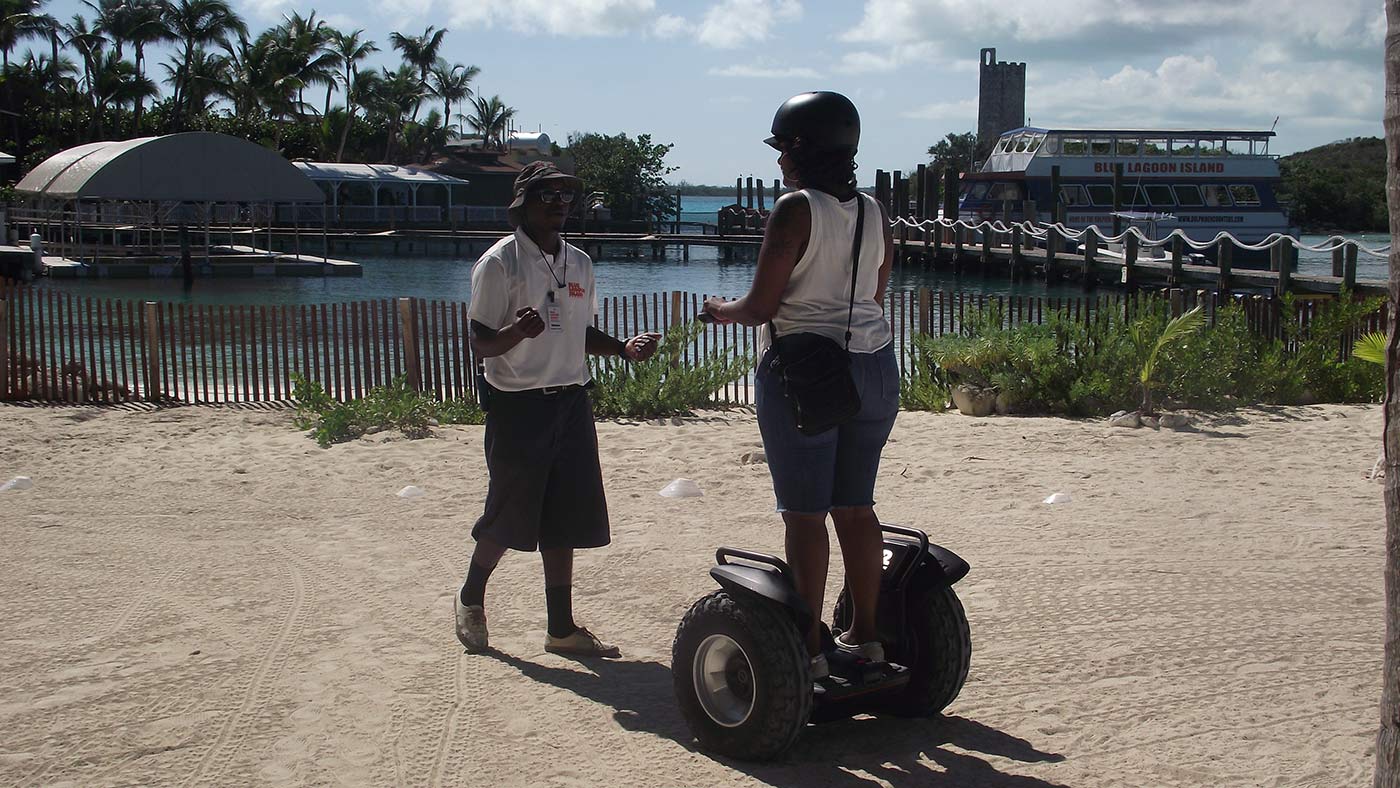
1332, 244, 1345, 278
1049, 165, 1063, 225
917, 287, 929, 336
891, 170, 903, 220
1122, 233, 1138, 287
675, 189, 683, 233
772, 179, 780, 207
1277, 241, 1294, 296
1170, 235, 1184, 286
670, 290, 683, 329
915, 164, 927, 221
922, 165, 937, 223
1344, 242, 1358, 290
981, 225, 993, 267
1217, 240, 1233, 297
746, 177, 755, 210
397, 297, 421, 390
1269, 240, 1282, 273
1045, 224, 1059, 269
735, 177, 742, 206
1010, 226, 1024, 276
875, 170, 892, 218
144, 301, 161, 402
1081, 232, 1097, 288
0, 298, 7, 401
953, 225, 964, 271
895, 175, 908, 265
1111, 164, 1124, 236
941, 166, 958, 225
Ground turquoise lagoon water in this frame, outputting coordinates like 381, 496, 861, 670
27, 195, 1389, 306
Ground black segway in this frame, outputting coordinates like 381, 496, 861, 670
671, 523, 971, 761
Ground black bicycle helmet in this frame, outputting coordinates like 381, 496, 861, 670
765, 91, 860, 152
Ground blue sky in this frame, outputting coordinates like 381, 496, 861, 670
43, 0, 1388, 186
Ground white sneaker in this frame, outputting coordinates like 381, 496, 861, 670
834, 632, 885, 663
810, 653, 830, 680
455, 597, 488, 653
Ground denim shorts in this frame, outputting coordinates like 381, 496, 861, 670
755, 342, 899, 514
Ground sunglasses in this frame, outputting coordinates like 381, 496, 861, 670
536, 189, 577, 205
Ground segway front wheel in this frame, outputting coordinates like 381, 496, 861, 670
834, 584, 971, 717
672, 590, 812, 761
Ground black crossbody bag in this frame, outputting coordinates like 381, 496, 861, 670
766, 194, 865, 435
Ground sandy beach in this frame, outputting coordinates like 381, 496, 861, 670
0, 402, 1386, 787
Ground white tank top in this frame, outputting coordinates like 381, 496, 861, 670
761, 189, 892, 356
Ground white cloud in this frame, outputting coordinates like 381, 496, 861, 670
697, 0, 802, 49
443, 0, 657, 36
653, 14, 692, 38
709, 64, 821, 79
842, 0, 1383, 58
837, 42, 938, 73
1037, 55, 1379, 133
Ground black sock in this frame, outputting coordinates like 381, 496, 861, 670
545, 585, 577, 639
460, 559, 493, 608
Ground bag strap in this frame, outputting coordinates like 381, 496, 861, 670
767, 192, 867, 349
843, 193, 865, 352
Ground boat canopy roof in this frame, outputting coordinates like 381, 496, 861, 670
17, 132, 326, 203
292, 161, 469, 186
1002, 127, 1275, 139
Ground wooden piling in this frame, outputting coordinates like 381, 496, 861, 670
1344, 243, 1358, 290
143, 301, 161, 402
1332, 245, 1345, 278
1123, 234, 1138, 286
397, 297, 420, 390
1217, 240, 1233, 297
1277, 242, 1294, 296
1081, 232, 1097, 288
1170, 236, 1184, 286
1111, 164, 1124, 235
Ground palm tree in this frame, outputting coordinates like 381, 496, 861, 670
388, 24, 445, 120
62, 14, 104, 135
161, 45, 228, 117
375, 63, 425, 162
0, 0, 51, 71
92, 49, 156, 136
164, 0, 245, 125
271, 11, 337, 117
467, 94, 515, 150
327, 27, 376, 121
122, 0, 170, 129
429, 58, 477, 134
335, 66, 380, 162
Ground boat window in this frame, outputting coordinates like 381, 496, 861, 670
1170, 139, 1198, 156
1173, 185, 1204, 206
1090, 139, 1113, 156
968, 182, 990, 200
1202, 184, 1232, 206
1142, 139, 1169, 156
1121, 186, 1147, 207
1086, 184, 1115, 205
1228, 184, 1261, 206
1014, 136, 1030, 153
1198, 139, 1224, 157
1144, 184, 1176, 207
1252, 138, 1269, 155
1116, 139, 1140, 156
1026, 136, 1042, 153
1224, 138, 1251, 156
1042, 136, 1060, 154
1062, 138, 1088, 155
1059, 185, 1090, 206
986, 182, 1024, 201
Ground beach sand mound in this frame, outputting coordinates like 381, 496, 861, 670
0, 403, 1384, 786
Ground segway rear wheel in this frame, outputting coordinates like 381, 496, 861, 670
834, 585, 971, 717
672, 590, 812, 760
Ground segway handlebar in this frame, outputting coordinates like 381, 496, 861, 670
715, 547, 793, 579
879, 523, 930, 556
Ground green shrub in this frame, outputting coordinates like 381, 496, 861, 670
901, 334, 950, 411
292, 373, 484, 447
589, 322, 753, 418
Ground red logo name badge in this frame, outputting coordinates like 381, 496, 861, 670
568, 282, 586, 298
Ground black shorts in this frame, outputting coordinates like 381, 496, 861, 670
472, 386, 610, 552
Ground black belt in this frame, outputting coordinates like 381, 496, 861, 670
499, 382, 591, 397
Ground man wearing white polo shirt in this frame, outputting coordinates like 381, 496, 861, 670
455, 161, 660, 658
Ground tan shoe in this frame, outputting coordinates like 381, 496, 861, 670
455, 599, 488, 653
544, 626, 620, 658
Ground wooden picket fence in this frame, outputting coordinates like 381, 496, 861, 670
0, 279, 1386, 406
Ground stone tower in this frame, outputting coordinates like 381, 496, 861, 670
977, 48, 1026, 160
